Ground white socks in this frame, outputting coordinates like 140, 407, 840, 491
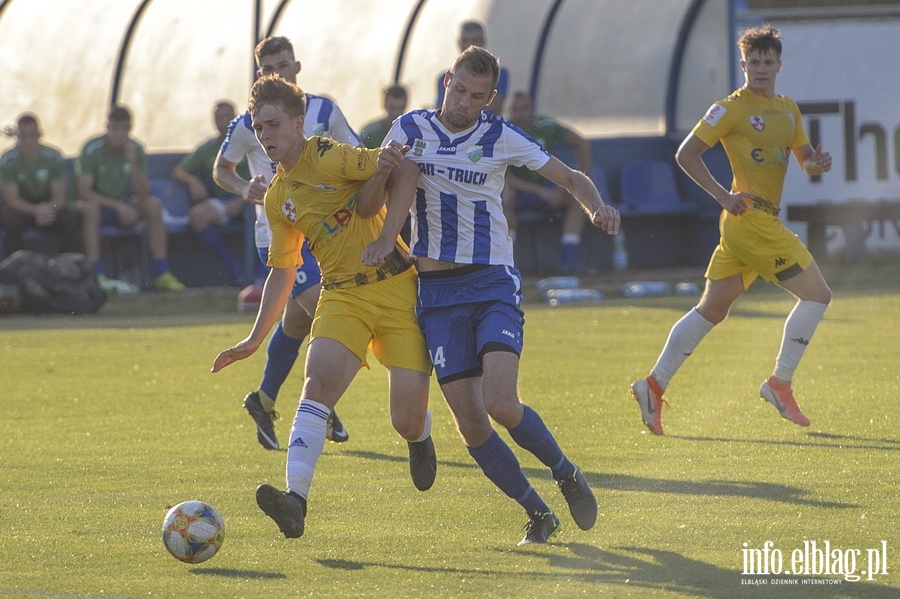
774, 300, 828, 382
651, 308, 715, 389
412, 409, 432, 443
285, 399, 329, 499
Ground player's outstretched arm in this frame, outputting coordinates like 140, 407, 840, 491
358, 141, 410, 218
361, 157, 419, 266
211, 266, 294, 372
537, 156, 620, 235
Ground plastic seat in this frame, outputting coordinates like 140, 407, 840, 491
150, 179, 191, 234
620, 159, 693, 214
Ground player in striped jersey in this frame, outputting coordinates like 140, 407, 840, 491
214, 36, 359, 450
385, 46, 620, 545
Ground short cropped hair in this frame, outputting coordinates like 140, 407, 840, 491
460, 20, 485, 36
255, 36, 295, 63
384, 83, 408, 101
451, 46, 500, 89
108, 104, 132, 124
738, 24, 782, 59
249, 74, 307, 119
16, 113, 38, 129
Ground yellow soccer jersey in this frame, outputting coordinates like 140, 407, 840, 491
265, 136, 411, 289
692, 87, 808, 210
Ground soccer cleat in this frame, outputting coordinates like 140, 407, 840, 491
760, 377, 810, 427
154, 272, 185, 292
407, 437, 437, 491
243, 391, 280, 450
556, 466, 598, 530
630, 375, 668, 435
517, 511, 561, 546
97, 275, 138, 295
256, 484, 307, 538
325, 410, 349, 443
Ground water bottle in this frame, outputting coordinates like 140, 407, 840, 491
545, 288, 605, 306
674, 282, 700, 296
612, 233, 628, 272
621, 281, 671, 298
535, 276, 580, 293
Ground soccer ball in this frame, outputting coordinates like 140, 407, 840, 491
161, 500, 225, 564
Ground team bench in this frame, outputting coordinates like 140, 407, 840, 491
786, 199, 900, 261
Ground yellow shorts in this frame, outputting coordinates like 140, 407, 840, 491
311, 267, 431, 373
705, 209, 813, 290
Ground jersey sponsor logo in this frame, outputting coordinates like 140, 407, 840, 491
446, 166, 487, 186
317, 195, 359, 238
418, 162, 436, 176
412, 139, 427, 157
281, 198, 298, 222
702, 103, 726, 126
750, 115, 765, 132
466, 145, 484, 163
751, 148, 764, 163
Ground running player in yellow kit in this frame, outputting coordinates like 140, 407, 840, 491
212, 75, 435, 538
630, 24, 833, 435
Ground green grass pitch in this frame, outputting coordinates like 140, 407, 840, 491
1, 268, 898, 598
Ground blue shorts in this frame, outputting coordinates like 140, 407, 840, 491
101, 205, 132, 227
416, 264, 524, 384
257, 242, 322, 298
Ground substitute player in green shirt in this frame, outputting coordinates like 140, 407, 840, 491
77, 105, 184, 292
0, 113, 81, 257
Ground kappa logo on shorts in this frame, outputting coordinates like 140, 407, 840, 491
775, 256, 787, 267
281, 198, 298, 222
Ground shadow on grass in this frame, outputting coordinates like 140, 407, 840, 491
340, 449, 854, 508
341, 449, 473, 471
317, 545, 897, 598
670, 432, 900, 453
589, 471, 855, 508
518, 543, 898, 598
190, 567, 287, 579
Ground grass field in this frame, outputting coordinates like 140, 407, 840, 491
1, 263, 898, 598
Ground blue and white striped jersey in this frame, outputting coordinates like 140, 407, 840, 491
385, 109, 549, 266
219, 93, 361, 248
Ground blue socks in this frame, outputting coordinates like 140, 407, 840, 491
508, 405, 574, 480
153, 258, 171, 278
259, 323, 304, 402
468, 430, 549, 515
197, 227, 242, 282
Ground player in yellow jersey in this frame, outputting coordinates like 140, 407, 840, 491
630, 24, 833, 435
212, 75, 434, 538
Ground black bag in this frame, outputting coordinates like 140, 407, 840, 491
0, 250, 108, 315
